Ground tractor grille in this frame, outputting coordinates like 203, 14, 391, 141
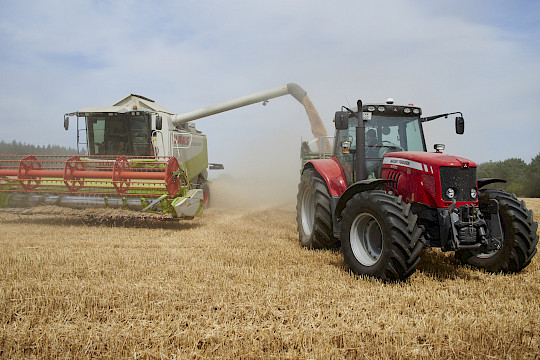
386, 170, 401, 191
440, 166, 477, 202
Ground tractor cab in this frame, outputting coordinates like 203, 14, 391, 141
334, 101, 426, 184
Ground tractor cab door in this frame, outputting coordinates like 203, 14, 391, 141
334, 115, 387, 184
334, 116, 357, 185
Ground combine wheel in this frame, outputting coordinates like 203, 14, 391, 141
456, 190, 538, 273
340, 191, 423, 281
200, 181, 211, 208
296, 168, 339, 249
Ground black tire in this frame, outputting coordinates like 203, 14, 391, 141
456, 190, 538, 273
296, 168, 339, 249
340, 191, 424, 281
200, 181, 210, 208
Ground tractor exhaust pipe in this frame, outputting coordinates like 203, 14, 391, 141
355, 100, 367, 182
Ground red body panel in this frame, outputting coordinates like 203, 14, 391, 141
381, 151, 478, 208
305, 158, 347, 197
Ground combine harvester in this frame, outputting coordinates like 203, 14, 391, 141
0, 83, 326, 219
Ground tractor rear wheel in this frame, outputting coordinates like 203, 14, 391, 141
296, 168, 339, 249
456, 190, 538, 273
340, 191, 424, 281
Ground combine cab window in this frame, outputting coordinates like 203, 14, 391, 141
86, 114, 152, 156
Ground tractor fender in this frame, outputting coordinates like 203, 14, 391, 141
334, 179, 396, 221
303, 159, 347, 197
478, 178, 507, 189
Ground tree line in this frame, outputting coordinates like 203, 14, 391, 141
477, 153, 540, 198
0, 140, 77, 156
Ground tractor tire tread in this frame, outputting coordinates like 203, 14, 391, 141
340, 190, 423, 281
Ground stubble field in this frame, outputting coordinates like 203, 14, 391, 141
1, 185, 539, 359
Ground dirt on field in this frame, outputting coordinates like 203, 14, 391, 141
0, 194, 539, 359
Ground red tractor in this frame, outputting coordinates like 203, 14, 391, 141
297, 99, 538, 281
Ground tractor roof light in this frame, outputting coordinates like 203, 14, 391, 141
377, 106, 386, 112
434, 144, 445, 153
403, 108, 411, 114
367, 105, 376, 112
413, 108, 420, 114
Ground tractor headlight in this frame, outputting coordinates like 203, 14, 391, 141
403, 108, 411, 114
446, 188, 456, 199
470, 188, 477, 199
377, 106, 386, 112
367, 105, 376, 112
413, 108, 420, 114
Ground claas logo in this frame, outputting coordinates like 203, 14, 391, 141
174, 134, 191, 147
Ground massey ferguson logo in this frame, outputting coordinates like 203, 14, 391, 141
389, 158, 410, 166
462, 162, 469, 169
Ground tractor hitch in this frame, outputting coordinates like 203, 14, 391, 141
439, 202, 501, 252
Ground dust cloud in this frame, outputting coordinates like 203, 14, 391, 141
206, 93, 332, 211
208, 127, 302, 210
209, 173, 298, 210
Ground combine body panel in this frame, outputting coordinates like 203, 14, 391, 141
297, 99, 538, 281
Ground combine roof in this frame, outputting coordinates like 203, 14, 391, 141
76, 94, 176, 115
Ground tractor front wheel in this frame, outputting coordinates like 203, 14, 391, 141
296, 168, 339, 249
456, 190, 538, 273
340, 191, 424, 281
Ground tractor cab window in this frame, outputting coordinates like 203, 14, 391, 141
86, 114, 152, 156
334, 114, 425, 182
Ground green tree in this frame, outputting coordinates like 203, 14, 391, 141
524, 153, 540, 197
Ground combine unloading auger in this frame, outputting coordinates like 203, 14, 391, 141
0, 83, 327, 219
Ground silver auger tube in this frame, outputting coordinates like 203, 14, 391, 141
172, 83, 330, 150
173, 83, 307, 125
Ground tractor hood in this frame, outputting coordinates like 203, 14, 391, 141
383, 151, 477, 169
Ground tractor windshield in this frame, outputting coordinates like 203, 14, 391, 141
335, 114, 425, 182
85, 113, 152, 156
342, 115, 425, 152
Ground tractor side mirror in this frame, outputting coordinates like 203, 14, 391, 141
64, 115, 69, 131
155, 115, 162, 130
455, 116, 464, 134
335, 111, 349, 130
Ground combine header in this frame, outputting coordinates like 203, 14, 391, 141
1, 83, 326, 218
0, 154, 199, 217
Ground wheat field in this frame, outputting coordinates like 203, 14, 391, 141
1, 187, 539, 359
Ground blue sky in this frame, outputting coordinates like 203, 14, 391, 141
1, 0, 539, 180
